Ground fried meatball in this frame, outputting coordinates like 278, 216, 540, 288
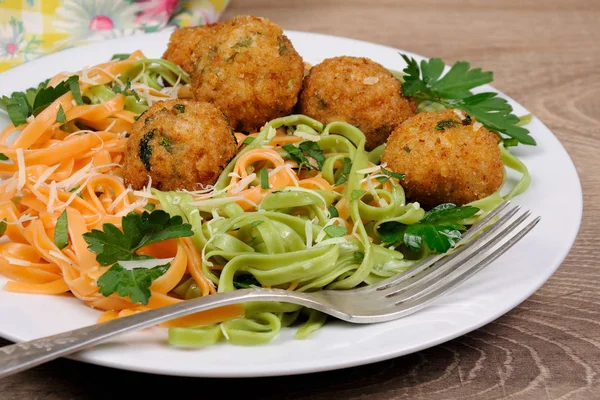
162, 24, 220, 74
122, 99, 237, 191
191, 15, 304, 133
298, 56, 417, 151
381, 109, 504, 208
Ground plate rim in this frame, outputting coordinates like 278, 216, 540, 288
0, 29, 583, 378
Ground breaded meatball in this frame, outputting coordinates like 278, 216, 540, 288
191, 15, 304, 133
298, 56, 417, 151
162, 24, 220, 74
381, 109, 504, 208
122, 99, 237, 191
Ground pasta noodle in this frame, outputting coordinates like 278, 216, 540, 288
0, 52, 531, 346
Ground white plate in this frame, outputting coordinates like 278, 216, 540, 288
0, 30, 582, 377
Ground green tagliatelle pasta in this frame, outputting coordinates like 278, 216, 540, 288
153, 115, 531, 346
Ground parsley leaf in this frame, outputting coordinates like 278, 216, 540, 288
327, 205, 339, 218
111, 53, 131, 60
400, 54, 535, 146
283, 142, 326, 171
83, 210, 194, 266
260, 168, 269, 189
113, 80, 140, 101
323, 225, 348, 238
335, 157, 352, 185
298, 141, 326, 169
233, 274, 261, 289
54, 210, 69, 249
381, 166, 405, 181
422, 203, 480, 223
55, 105, 66, 123
434, 119, 460, 131
30, 75, 82, 116
0, 79, 49, 125
283, 143, 311, 170
0, 219, 7, 237
377, 204, 479, 253
97, 263, 169, 305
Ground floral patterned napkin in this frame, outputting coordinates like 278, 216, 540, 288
0, 0, 230, 73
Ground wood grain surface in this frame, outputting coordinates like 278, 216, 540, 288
2, 1, 599, 399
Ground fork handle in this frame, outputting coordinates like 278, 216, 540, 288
0, 288, 322, 379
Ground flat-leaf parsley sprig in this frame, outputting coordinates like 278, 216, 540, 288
400, 54, 535, 146
83, 210, 194, 304
377, 203, 479, 253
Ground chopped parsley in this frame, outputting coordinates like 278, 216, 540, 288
434, 119, 460, 131
159, 136, 172, 153
278, 36, 288, 55
327, 205, 339, 218
381, 166, 405, 181
323, 225, 348, 238
54, 210, 69, 250
233, 274, 261, 289
232, 36, 253, 48
0, 219, 7, 237
335, 157, 352, 185
113, 80, 140, 101
173, 104, 185, 114
111, 53, 130, 60
298, 141, 326, 169
139, 129, 155, 171
260, 168, 270, 189
0, 153, 8, 161
242, 137, 255, 145
55, 105, 66, 123
282, 143, 311, 170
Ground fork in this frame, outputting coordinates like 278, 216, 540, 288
0, 201, 539, 378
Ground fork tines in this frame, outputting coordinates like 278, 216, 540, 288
372, 201, 541, 316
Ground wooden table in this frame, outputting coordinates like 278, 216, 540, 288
2, 1, 599, 398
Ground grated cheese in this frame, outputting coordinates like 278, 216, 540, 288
453, 109, 466, 120
356, 165, 384, 175
119, 257, 175, 270
46, 181, 58, 212
33, 164, 60, 189
363, 76, 379, 85
4, 256, 32, 266
107, 187, 132, 212
293, 131, 321, 142
49, 250, 75, 266
15, 148, 26, 191
230, 173, 256, 194
473, 122, 483, 132
315, 237, 348, 247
